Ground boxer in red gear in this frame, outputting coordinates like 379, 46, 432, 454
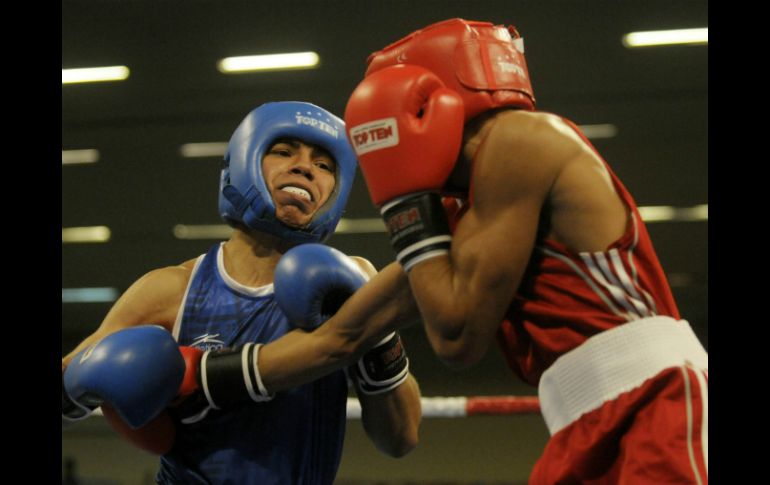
344, 18, 707, 484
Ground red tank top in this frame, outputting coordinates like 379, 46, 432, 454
444, 118, 680, 386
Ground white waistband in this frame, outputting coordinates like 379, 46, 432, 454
538, 316, 708, 436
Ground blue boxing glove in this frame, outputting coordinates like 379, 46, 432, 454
274, 244, 410, 394
161, 246, 368, 415
274, 243, 369, 328
62, 325, 185, 429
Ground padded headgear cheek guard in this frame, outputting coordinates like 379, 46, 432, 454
365, 18, 536, 122
218, 102, 357, 244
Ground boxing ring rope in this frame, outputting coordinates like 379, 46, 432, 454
346, 396, 541, 419
90, 396, 541, 420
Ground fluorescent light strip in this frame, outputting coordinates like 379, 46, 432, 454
335, 218, 386, 234
577, 124, 618, 140
623, 28, 708, 48
180, 143, 229, 158
217, 52, 320, 73
172, 219, 383, 240
62, 287, 119, 303
173, 224, 234, 240
638, 204, 708, 222
62, 226, 111, 243
336, 207, 706, 226
173, 205, 706, 240
180, 125, 616, 158
62, 66, 130, 84
62, 149, 100, 165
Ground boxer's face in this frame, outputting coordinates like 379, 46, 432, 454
262, 138, 337, 228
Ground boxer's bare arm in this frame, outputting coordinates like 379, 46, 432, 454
258, 261, 420, 392
356, 374, 421, 457
404, 113, 574, 368
258, 257, 422, 455
62, 263, 193, 369
349, 256, 421, 457
409, 191, 541, 367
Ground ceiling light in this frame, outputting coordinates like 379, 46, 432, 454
623, 28, 708, 48
180, 143, 229, 158
217, 52, 320, 73
62, 149, 99, 165
638, 204, 708, 222
172, 218, 387, 240
334, 218, 386, 234
62, 287, 118, 303
173, 224, 233, 240
172, 205, 707, 241
62, 226, 111, 243
62, 66, 130, 84
577, 124, 618, 139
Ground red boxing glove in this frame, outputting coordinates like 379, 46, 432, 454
102, 404, 176, 455
345, 65, 464, 271
167, 345, 213, 424
345, 64, 464, 206
177, 346, 203, 399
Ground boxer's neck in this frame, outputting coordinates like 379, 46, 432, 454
221, 227, 291, 287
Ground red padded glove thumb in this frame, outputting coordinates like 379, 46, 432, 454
177, 346, 203, 399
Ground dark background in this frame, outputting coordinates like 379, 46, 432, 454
62, 1, 707, 483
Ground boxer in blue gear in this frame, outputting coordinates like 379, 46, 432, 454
219, 101, 358, 244
62, 101, 423, 485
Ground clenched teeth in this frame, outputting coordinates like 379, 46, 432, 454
281, 186, 312, 201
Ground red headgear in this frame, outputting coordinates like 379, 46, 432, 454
365, 18, 536, 122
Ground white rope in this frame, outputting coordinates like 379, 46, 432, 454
90, 396, 540, 420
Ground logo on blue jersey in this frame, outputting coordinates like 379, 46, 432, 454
191, 333, 225, 351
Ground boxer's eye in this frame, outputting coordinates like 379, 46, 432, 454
270, 148, 292, 157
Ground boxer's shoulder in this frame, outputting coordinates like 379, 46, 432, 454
348, 256, 377, 278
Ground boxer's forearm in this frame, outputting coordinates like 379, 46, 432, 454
358, 374, 422, 457
405, 250, 519, 369
259, 262, 420, 392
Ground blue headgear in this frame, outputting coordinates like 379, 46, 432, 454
219, 102, 358, 244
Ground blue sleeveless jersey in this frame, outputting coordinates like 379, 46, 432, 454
156, 243, 348, 485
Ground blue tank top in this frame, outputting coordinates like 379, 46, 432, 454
156, 243, 348, 485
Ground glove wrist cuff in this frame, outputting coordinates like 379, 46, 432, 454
353, 332, 409, 395
200, 343, 274, 411
381, 192, 451, 272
